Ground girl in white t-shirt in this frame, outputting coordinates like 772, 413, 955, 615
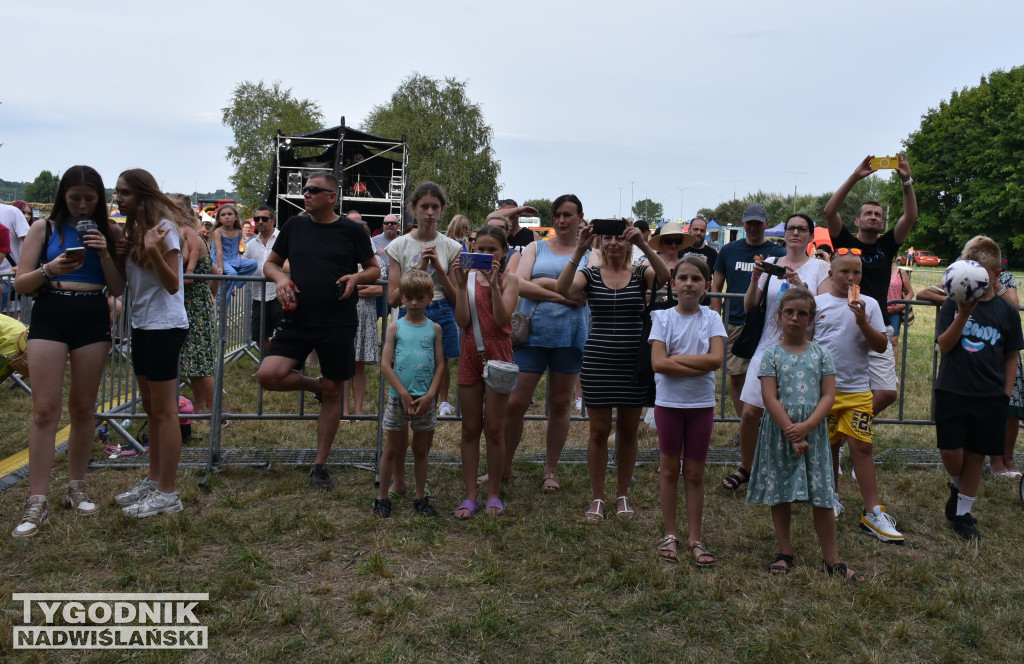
113, 168, 190, 519
649, 256, 726, 567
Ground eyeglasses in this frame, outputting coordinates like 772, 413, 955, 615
383, 221, 400, 226
785, 226, 810, 234
661, 237, 684, 245
252, 216, 271, 222
302, 185, 333, 195
834, 248, 862, 256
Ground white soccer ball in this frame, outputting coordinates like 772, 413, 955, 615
942, 260, 989, 303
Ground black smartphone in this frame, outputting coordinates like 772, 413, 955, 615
761, 260, 787, 278
592, 218, 627, 237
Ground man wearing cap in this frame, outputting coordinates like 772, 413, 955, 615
494, 198, 540, 251
711, 204, 786, 430
680, 216, 718, 269
824, 154, 917, 417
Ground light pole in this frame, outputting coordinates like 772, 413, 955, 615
677, 186, 690, 222
618, 186, 623, 218
784, 171, 808, 212
630, 181, 636, 218
725, 180, 743, 200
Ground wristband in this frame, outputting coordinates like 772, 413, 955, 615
901, 178, 914, 187
40, 263, 53, 280
567, 258, 580, 267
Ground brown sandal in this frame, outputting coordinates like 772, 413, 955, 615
541, 473, 560, 493
689, 541, 716, 568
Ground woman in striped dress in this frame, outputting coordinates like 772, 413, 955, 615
557, 220, 669, 521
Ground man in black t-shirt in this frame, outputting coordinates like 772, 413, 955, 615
825, 154, 918, 417
495, 198, 540, 251
679, 216, 718, 269
255, 171, 379, 491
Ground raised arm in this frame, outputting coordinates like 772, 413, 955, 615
891, 153, 919, 245
825, 156, 874, 240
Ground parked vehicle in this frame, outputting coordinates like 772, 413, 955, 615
899, 250, 941, 267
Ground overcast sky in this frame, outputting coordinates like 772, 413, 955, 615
4, 1, 1023, 221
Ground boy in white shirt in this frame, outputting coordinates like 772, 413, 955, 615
814, 249, 905, 544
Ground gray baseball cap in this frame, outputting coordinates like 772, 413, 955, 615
742, 204, 768, 223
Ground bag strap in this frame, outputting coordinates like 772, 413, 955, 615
467, 272, 486, 357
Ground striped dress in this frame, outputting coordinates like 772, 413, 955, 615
580, 265, 649, 408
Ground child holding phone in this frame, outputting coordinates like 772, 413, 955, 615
747, 288, 863, 580
451, 226, 519, 518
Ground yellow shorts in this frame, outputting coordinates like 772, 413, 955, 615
827, 391, 873, 445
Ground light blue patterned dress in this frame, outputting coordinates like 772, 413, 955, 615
747, 342, 836, 507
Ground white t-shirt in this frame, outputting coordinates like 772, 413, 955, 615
242, 229, 280, 301
648, 306, 727, 408
126, 220, 188, 330
0, 204, 30, 271
813, 292, 884, 392
386, 232, 464, 301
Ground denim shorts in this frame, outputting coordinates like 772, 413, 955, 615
513, 346, 583, 375
425, 298, 460, 360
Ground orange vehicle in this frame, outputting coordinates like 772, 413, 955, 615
909, 250, 941, 267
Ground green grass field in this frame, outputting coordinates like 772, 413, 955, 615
1, 296, 1023, 663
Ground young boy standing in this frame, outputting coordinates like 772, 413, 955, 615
376, 270, 444, 518
814, 249, 905, 544
935, 237, 1024, 540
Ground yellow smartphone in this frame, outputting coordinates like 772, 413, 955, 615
870, 156, 899, 170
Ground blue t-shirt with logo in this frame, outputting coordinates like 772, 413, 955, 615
935, 296, 1024, 397
713, 239, 787, 325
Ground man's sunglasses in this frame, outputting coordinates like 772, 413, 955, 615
834, 247, 862, 256
302, 185, 333, 195
497, 199, 517, 207
252, 216, 271, 222
383, 221, 400, 226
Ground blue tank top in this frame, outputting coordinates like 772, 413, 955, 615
518, 240, 589, 351
45, 221, 105, 285
389, 317, 436, 398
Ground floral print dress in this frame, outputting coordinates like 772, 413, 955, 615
747, 342, 836, 507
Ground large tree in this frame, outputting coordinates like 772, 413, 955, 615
902, 66, 1024, 262
632, 198, 663, 222
24, 170, 59, 204
363, 73, 500, 224
222, 81, 324, 212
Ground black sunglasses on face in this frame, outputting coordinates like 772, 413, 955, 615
302, 185, 333, 195
661, 237, 684, 245
383, 221, 399, 226
252, 216, 271, 222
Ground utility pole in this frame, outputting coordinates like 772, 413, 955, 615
725, 180, 742, 200
630, 181, 636, 218
677, 186, 690, 223
618, 186, 623, 218
784, 171, 808, 212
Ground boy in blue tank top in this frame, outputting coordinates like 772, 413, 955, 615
376, 270, 444, 517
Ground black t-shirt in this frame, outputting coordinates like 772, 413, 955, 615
935, 296, 1024, 397
680, 243, 718, 271
272, 215, 375, 327
832, 226, 901, 319
508, 226, 536, 251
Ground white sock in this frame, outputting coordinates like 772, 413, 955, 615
949, 475, 961, 489
871, 505, 882, 517
956, 494, 975, 517
158, 490, 177, 499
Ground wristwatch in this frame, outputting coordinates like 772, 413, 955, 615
901, 178, 914, 187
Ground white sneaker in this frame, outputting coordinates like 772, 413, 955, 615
122, 491, 183, 519
833, 493, 845, 521
114, 478, 158, 506
860, 506, 905, 544
574, 397, 583, 411
65, 480, 99, 516
12, 496, 48, 538
438, 401, 455, 416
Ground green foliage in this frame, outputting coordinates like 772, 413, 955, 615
0, 178, 27, 201
632, 197, 663, 222
363, 73, 500, 224
523, 198, 552, 225
23, 170, 60, 204
903, 66, 1024, 264
708, 199, 747, 226
222, 80, 324, 214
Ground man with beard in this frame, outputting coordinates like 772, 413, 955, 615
680, 216, 718, 268
825, 154, 917, 417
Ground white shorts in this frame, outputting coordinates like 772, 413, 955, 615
868, 327, 897, 392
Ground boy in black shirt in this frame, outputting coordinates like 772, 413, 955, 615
935, 236, 1024, 540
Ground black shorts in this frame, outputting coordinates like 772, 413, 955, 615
934, 389, 1009, 456
267, 325, 356, 382
250, 298, 283, 344
132, 327, 188, 382
27, 289, 111, 350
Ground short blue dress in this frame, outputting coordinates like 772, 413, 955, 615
746, 342, 836, 507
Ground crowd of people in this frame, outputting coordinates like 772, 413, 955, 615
7, 158, 1024, 579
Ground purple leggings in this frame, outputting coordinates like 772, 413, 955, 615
654, 406, 714, 460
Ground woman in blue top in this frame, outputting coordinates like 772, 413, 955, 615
11, 166, 126, 538
494, 194, 589, 493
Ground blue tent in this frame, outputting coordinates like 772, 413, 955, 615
765, 221, 787, 238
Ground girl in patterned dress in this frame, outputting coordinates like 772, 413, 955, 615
747, 287, 863, 581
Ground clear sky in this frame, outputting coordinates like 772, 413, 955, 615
4, 1, 1023, 220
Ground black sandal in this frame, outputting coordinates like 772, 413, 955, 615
722, 467, 750, 491
769, 553, 794, 575
822, 560, 865, 583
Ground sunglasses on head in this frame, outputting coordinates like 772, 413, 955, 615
834, 248, 862, 256
252, 216, 271, 222
302, 185, 333, 195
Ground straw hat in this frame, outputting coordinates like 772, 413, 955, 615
649, 222, 697, 252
